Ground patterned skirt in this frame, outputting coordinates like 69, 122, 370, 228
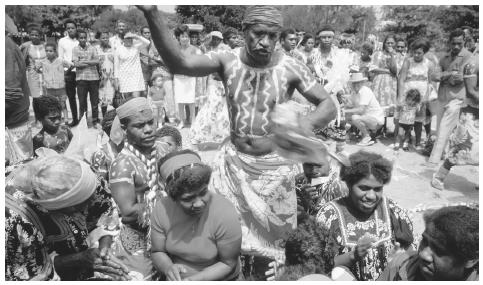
446, 106, 479, 166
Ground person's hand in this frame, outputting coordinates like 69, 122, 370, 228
80, 248, 131, 280
354, 233, 377, 261
265, 259, 284, 281
301, 185, 319, 200
135, 5, 157, 13
387, 242, 405, 263
165, 264, 187, 281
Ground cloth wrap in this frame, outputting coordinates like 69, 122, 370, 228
110, 97, 152, 146
242, 6, 283, 29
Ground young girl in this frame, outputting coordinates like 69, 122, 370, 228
148, 72, 167, 127
395, 89, 421, 151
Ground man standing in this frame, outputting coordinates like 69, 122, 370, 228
378, 206, 478, 281
309, 24, 339, 86
58, 19, 79, 126
72, 30, 100, 128
5, 15, 33, 164
280, 28, 303, 62
139, 26, 153, 95
136, 5, 336, 277
429, 29, 473, 164
223, 27, 240, 50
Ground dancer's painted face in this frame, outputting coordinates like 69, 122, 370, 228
245, 23, 280, 62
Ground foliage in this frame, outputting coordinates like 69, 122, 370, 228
175, 5, 247, 32
380, 5, 478, 51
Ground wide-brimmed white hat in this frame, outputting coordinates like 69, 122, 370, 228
209, 31, 223, 39
348, 72, 368, 83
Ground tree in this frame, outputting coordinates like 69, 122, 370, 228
175, 5, 247, 32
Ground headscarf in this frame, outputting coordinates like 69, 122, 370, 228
242, 5, 283, 29
158, 151, 202, 183
110, 97, 152, 146
7, 154, 97, 211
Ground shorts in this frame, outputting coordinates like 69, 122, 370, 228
399, 123, 414, 132
350, 114, 383, 130
45, 88, 67, 108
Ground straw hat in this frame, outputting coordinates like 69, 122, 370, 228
348, 72, 368, 83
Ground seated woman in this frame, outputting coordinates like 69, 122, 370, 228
151, 150, 242, 281
5, 154, 129, 280
316, 150, 415, 281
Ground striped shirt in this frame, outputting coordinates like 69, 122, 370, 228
72, 44, 99, 81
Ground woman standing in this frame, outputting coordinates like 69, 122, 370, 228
397, 39, 436, 150
20, 27, 46, 122
316, 151, 415, 281
370, 35, 398, 135
172, 25, 203, 128
114, 32, 150, 101
152, 150, 242, 281
96, 30, 115, 117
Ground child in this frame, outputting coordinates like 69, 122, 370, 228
154, 125, 183, 157
39, 42, 69, 123
32, 95, 73, 154
395, 89, 421, 151
148, 72, 167, 127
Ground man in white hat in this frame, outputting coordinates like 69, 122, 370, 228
344, 73, 385, 146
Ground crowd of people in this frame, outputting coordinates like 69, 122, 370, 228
5, 5, 479, 281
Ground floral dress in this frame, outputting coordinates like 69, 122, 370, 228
5, 178, 114, 280
20, 41, 46, 98
371, 51, 397, 116
32, 125, 73, 154
96, 45, 115, 107
316, 196, 415, 281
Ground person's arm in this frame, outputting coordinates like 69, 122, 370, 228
292, 61, 337, 132
133, 34, 151, 50
109, 160, 143, 224
72, 47, 89, 68
82, 47, 99, 66
58, 39, 65, 64
137, 5, 221, 77
463, 63, 478, 103
397, 58, 410, 102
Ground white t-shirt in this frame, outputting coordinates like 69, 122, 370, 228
58, 36, 78, 70
353, 85, 385, 124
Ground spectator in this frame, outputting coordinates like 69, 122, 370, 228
280, 28, 303, 61
96, 30, 115, 117
113, 32, 149, 100
5, 17, 33, 164
223, 27, 239, 49
172, 24, 203, 128
316, 150, 415, 281
344, 73, 385, 146
397, 38, 436, 151
394, 89, 421, 151
72, 29, 100, 128
351, 42, 374, 80
155, 125, 183, 154
148, 71, 167, 127
20, 26, 46, 126
429, 29, 473, 164
378, 206, 478, 281
310, 24, 339, 85
370, 34, 398, 136
152, 150, 242, 281
40, 42, 69, 123
139, 26, 153, 93
58, 19, 79, 126
109, 20, 127, 52
295, 33, 316, 66
32, 95, 73, 154
394, 37, 407, 74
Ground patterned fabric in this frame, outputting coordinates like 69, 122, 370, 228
371, 51, 397, 115
400, 57, 434, 123
310, 46, 340, 82
72, 44, 99, 81
397, 105, 418, 125
294, 159, 345, 216
114, 46, 145, 93
91, 140, 119, 180
6, 178, 114, 280
32, 125, 73, 154
20, 42, 46, 98
189, 78, 230, 144
210, 142, 300, 260
96, 45, 115, 106
40, 58, 65, 89
445, 106, 479, 166
316, 196, 415, 281
5, 193, 53, 280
